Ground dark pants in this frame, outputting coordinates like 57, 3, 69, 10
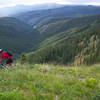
6, 58, 13, 64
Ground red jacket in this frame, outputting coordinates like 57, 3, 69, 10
1, 51, 12, 59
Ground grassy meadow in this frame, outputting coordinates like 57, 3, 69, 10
0, 64, 100, 100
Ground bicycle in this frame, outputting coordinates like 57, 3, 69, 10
0, 63, 7, 69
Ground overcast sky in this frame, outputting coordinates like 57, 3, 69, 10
0, 0, 100, 8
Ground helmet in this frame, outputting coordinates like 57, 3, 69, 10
0, 49, 3, 52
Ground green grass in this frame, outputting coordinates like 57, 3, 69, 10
0, 64, 100, 100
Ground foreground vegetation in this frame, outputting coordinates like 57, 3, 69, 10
0, 64, 99, 100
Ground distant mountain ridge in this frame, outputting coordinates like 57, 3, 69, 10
15, 5, 100, 27
0, 3, 64, 17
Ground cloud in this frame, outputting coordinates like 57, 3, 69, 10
0, 0, 100, 8
0, 0, 56, 6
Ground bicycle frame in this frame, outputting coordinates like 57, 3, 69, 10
0, 63, 6, 68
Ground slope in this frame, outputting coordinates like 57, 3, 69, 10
15, 5, 100, 27
0, 64, 99, 100
37, 15, 100, 40
0, 17, 40, 54
25, 15, 100, 65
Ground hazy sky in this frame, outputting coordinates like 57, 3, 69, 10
0, 0, 100, 8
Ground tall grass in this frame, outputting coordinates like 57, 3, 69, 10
0, 64, 99, 100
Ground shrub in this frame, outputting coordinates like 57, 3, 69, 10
84, 77, 99, 88
0, 91, 26, 100
93, 93, 100, 100
20, 54, 27, 64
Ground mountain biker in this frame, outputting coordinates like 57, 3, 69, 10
0, 49, 13, 66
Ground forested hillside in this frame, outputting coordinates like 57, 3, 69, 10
0, 5, 100, 65
24, 15, 100, 65
0, 17, 40, 54
37, 15, 100, 39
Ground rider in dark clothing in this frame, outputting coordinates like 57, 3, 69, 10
0, 49, 13, 66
